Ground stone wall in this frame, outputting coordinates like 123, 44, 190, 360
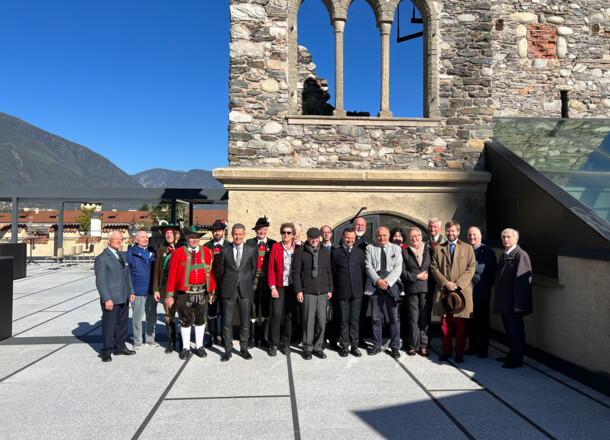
492, 1, 610, 117
228, 0, 494, 171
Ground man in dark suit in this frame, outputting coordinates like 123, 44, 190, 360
354, 216, 371, 348
216, 223, 258, 361
332, 227, 366, 357
203, 219, 231, 348
466, 226, 497, 358
321, 224, 339, 350
494, 228, 532, 369
94, 231, 136, 362
245, 216, 277, 348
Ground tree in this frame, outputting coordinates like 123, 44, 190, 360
139, 203, 149, 211
75, 207, 96, 234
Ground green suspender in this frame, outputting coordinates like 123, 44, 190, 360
184, 245, 213, 289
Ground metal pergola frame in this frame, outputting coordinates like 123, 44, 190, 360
0, 187, 228, 248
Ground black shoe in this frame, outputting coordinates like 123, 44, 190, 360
204, 339, 214, 348
240, 349, 252, 360
221, 351, 232, 362
339, 348, 349, 357
114, 349, 136, 356
179, 348, 191, 360
302, 352, 312, 360
279, 344, 289, 355
368, 347, 381, 356
193, 347, 207, 358
391, 348, 400, 359
313, 351, 327, 359
465, 349, 477, 356
439, 353, 450, 361
455, 354, 464, 363
165, 342, 175, 354
502, 361, 523, 369
478, 352, 488, 359
496, 355, 511, 362
350, 347, 362, 357
101, 354, 112, 362
269, 346, 277, 357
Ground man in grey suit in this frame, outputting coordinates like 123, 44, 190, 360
216, 223, 258, 362
365, 227, 403, 358
94, 231, 136, 362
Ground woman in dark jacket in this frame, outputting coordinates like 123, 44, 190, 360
400, 227, 432, 357
267, 222, 297, 356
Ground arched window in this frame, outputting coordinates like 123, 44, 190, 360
287, 0, 438, 118
332, 213, 427, 246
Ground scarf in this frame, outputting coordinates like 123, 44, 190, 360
305, 242, 319, 279
410, 242, 425, 267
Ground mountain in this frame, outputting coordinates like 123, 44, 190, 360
0, 112, 141, 188
132, 168, 224, 189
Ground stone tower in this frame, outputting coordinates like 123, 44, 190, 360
214, 0, 609, 236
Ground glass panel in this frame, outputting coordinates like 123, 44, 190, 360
494, 118, 610, 224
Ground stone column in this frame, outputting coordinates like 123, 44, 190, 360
333, 19, 347, 117
378, 21, 393, 118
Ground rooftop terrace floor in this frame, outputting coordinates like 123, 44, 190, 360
1, 263, 609, 440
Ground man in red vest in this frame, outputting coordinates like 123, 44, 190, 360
165, 225, 216, 360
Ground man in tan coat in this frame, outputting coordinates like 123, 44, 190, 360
430, 220, 476, 363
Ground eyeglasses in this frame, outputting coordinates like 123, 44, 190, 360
281, 231, 293, 235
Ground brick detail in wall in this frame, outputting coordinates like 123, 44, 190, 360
527, 24, 556, 59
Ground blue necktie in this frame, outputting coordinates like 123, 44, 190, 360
449, 243, 455, 262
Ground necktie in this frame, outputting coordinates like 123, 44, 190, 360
236, 246, 242, 268
380, 247, 387, 270
191, 251, 197, 265
118, 253, 125, 267
450, 243, 455, 262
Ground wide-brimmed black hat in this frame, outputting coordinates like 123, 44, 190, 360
252, 216, 270, 230
183, 225, 205, 237
211, 219, 228, 230
441, 288, 466, 314
160, 223, 181, 235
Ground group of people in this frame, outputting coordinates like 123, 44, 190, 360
94, 216, 533, 370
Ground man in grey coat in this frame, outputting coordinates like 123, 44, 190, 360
365, 227, 403, 358
95, 231, 136, 362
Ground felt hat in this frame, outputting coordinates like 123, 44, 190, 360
252, 216, 270, 230
441, 288, 466, 314
160, 223, 181, 235
183, 225, 205, 237
211, 219, 228, 230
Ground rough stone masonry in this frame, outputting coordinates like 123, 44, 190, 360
227, 0, 608, 171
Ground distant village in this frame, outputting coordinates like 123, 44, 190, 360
0, 204, 228, 259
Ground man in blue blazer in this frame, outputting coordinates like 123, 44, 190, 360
94, 231, 136, 362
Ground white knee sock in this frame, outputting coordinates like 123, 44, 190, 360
181, 326, 191, 350
195, 324, 206, 348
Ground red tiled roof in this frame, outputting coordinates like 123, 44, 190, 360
0, 209, 228, 229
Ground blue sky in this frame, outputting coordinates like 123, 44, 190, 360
0, 0, 422, 175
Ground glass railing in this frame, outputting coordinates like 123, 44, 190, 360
493, 117, 610, 224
